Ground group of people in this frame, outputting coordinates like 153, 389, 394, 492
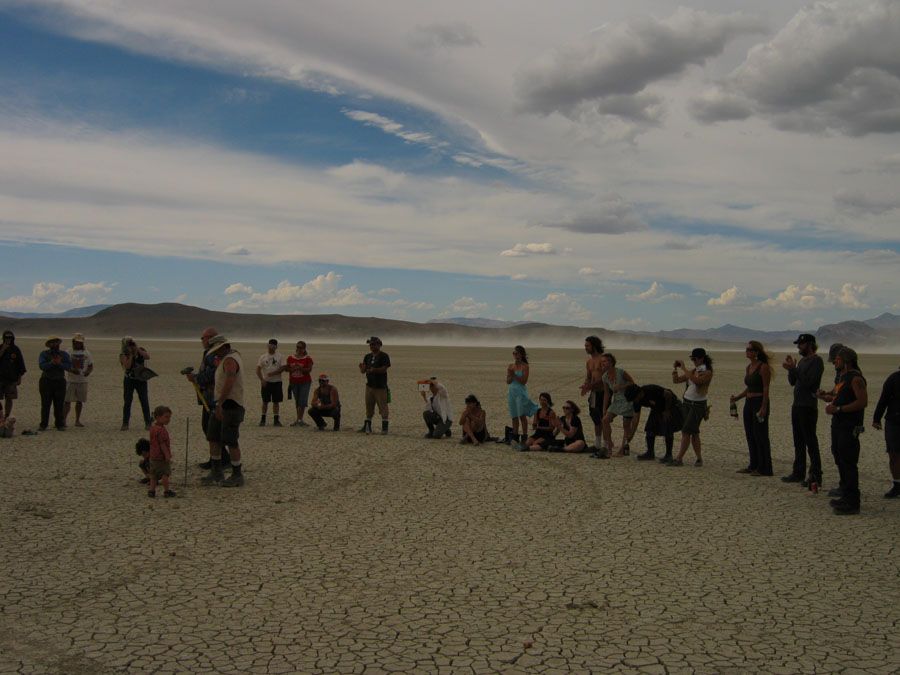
2, 326, 899, 515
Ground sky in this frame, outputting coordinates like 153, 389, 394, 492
1, 0, 899, 331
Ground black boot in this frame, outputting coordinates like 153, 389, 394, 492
637, 436, 656, 460
221, 463, 244, 487
381, 420, 389, 435
358, 420, 372, 433
201, 458, 224, 484
503, 426, 513, 445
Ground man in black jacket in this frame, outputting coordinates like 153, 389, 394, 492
0, 330, 26, 417
873, 365, 900, 499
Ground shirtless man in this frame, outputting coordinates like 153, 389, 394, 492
579, 335, 606, 454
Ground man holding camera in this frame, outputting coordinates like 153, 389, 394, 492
422, 377, 453, 439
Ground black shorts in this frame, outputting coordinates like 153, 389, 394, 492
261, 381, 283, 403
588, 390, 603, 427
206, 404, 245, 446
886, 420, 900, 455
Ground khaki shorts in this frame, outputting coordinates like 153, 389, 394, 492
65, 382, 89, 403
0, 381, 18, 399
365, 386, 389, 419
149, 459, 171, 480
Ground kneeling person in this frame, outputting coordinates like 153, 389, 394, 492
422, 377, 452, 438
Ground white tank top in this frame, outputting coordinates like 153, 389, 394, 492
215, 350, 244, 407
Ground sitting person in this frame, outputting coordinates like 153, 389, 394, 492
422, 377, 452, 439
557, 400, 587, 452
308, 374, 341, 431
523, 392, 559, 451
459, 394, 487, 445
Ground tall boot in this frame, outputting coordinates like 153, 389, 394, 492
201, 458, 224, 484
381, 420, 389, 435
503, 426, 513, 445
221, 463, 244, 488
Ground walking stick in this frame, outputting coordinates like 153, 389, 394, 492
184, 418, 189, 488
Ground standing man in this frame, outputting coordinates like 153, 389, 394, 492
63, 333, 93, 427
309, 374, 341, 431
422, 377, 453, 439
358, 336, 391, 435
38, 336, 72, 431
825, 347, 867, 515
579, 335, 606, 454
256, 338, 284, 427
781, 334, 825, 487
186, 328, 230, 468
202, 336, 245, 487
872, 364, 900, 499
0, 330, 26, 418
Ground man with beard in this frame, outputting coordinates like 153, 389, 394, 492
187, 327, 230, 469
202, 336, 246, 488
825, 347, 867, 515
781, 334, 824, 487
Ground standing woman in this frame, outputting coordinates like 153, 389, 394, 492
667, 348, 713, 466
559, 400, 587, 452
506, 345, 539, 449
731, 341, 774, 476
600, 353, 636, 457
120, 336, 152, 431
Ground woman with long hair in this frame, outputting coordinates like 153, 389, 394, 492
600, 353, 635, 457
731, 340, 774, 476
524, 392, 559, 451
506, 345, 538, 449
120, 336, 152, 431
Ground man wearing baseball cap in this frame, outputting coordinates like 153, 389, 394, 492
781, 333, 824, 487
309, 374, 341, 431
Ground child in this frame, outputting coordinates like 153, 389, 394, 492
135, 438, 151, 483
148, 405, 176, 498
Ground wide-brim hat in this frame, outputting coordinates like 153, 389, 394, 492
205, 335, 229, 355
73, 332, 85, 343
689, 347, 706, 359
45, 335, 62, 346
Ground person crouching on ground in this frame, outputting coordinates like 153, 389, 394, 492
624, 383, 683, 463
148, 405, 176, 498
422, 377, 452, 439
459, 394, 487, 445
309, 374, 341, 431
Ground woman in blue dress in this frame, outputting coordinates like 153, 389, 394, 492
507, 345, 539, 449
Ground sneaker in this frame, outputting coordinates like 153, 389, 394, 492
635, 452, 655, 461
297, 420, 309, 427
667, 459, 683, 467
781, 474, 803, 483
221, 473, 244, 487
164, 490, 177, 498
315, 426, 326, 432
291, 420, 303, 427
885, 484, 900, 499
827, 487, 844, 498
38, 425, 48, 431
694, 459, 703, 467
658, 455, 673, 464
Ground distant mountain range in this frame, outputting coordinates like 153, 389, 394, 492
1, 303, 898, 351
0, 304, 112, 319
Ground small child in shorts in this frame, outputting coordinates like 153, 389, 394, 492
148, 405, 176, 498
135, 438, 151, 483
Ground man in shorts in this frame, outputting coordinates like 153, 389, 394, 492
202, 337, 246, 488
63, 333, 93, 427
358, 336, 391, 434
0, 330, 26, 417
188, 327, 231, 469
579, 335, 606, 453
256, 338, 284, 427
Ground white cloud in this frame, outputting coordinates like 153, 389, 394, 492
510, 274, 528, 280
224, 245, 250, 255
626, 281, 684, 303
327, 160, 406, 192
707, 285, 748, 307
0, 281, 115, 312
343, 110, 434, 145
500, 243, 557, 257
834, 189, 900, 215
519, 293, 592, 323
758, 283, 868, 310
224, 283, 253, 295
691, 0, 900, 136
440, 296, 489, 318
378, 288, 400, 296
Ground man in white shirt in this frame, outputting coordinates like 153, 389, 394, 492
256, 338, 284, 427
64, 333, 93, 427
422, 377, 453, 439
